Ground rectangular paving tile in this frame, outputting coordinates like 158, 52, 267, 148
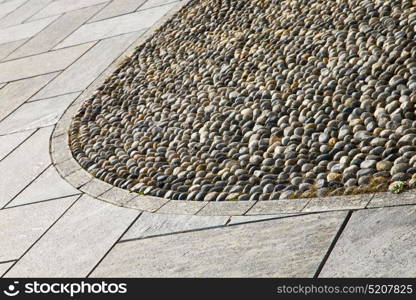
139, 0, 178, 10
157, 200, 208, 215
0, 262, 14, 276
367, 191, 416, 208
0, 195, 77, 262
5, 195, 140, 277
0, 126, 52, 208
121, 212, 229, 240
92, 211, 347, 277
0, 15, 58, 45
7, 165, 80, 208
99, 187, 137, 206
0, 0, 27, 20
320, 206, 416, 277
302, 194, 373, 213
29, 0, 109, 21
247, 199, 310, 215
0, 129, 33, 161
0, 0, 53, 29
125, 196, 168, 212
7, 4, 106, 60
88, 0, 146, 23
0, 39, 27, 61
0, 92, 79, 135
197, 201, 255, 216
0, 72, 58, 121
0, 42, 93, 83
56, 4, 175, 49
33, 32, 141, 100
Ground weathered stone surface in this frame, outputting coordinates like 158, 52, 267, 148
0, 15, 59, 45
367, 191, 416, 208
0, 92, 79, 135
0, 0, 53, 29
7, 4, 105, 60
0, 72, 58, 121
56, 4, 174, 48
7, 165, 80, 207
247, 199, 310, 215
228, 213, 302, 225
197, 201, 254, 216
33, 32, 140, 100
124, 196, 169, 212
5, 195, 139, 277
64, 169, 93, 188
121, 212, 229, 240
0, 196, 77, 262
320, 206, 416, 277
302, 194, 373, 213
92, 211, 347, 277
88, 0, 146, 23
29, 0, 109, 21
154, 200, 206, 215
0, 262, 14, 276
0, 126, 52, 208
79, 178, 113, 197
139, 0, 179, 10
0, 0, 27, 20
99, 187, 136, 206
0, 129, 33, 161
0, 42, 93, 83
0, 39, 27, 61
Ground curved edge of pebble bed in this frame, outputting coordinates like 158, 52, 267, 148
49, 0, 416, 217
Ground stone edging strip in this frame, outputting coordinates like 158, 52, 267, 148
50, 0, 416, 217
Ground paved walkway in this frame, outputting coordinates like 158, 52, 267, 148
0, 0, 415, 278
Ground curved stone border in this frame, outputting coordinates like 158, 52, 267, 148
50, 0, 416, 217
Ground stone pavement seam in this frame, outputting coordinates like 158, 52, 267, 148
86, 212, 143, 278
1, 194, 82, 278
313, 210, 353, 278
0, 129, 36, 162
4, 193, 81, 210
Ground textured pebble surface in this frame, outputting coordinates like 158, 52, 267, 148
70, 0, 416, 201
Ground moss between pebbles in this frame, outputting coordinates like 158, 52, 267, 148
69, 0, 416, 201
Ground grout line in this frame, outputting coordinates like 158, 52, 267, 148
135, 0, 180, 13
0, 124, 55, 137
1, 193, 83, 278
3, 192, 82, 210
242, 200, 258, 216
313, 210, 353, 278
1, 161, 52, 209
0, 259, 17, 265
86, 211, 143, 278
0, 128, 37, 162
86, 0, 146, 24
28, 90, 82, 103
0, 0, 30, 24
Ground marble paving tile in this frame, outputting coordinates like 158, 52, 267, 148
0, 195, 77, 262
0, 129, 33, 161
0, 126, 52, 208
88, 0, 146, 23
92, 211, 347, 277
0, 0, 53, 29
0, 0, 27, 20
5, 195, 139, 277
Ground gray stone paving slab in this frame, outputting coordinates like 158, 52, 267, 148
0, 92, 79, 135
302, 194, 373, 213
121, 212, 229, 240
29, 0, 109, 21
5, 195, 139, 277
124, 196, 169, 212
367, 191, 416, 208
0, 72, 58, 121
139, 0, 178, 10
56, 4, 175, 49
247, 199, 310, 215
0, 39, 27, 61
88, 0, 146, 23
197, 201, 254, 216
92, 211, 347, 277
7, 4, 106, 60
0, 15, 58, 45
0, 195, 77, 262
0, 126, 52, 208
7, 165, 80, 207
157, 200, 207, 215
0, 0, 27, 20
0, 129, 33, 160
228, 213, 303, 225
99, 187, 137, 206
0, 42, 93, 83
55, 158, 82, 177
79, 178, 113, 197
64, 169, 93, 189
320, 206, 416, 277
0, 0, 53, 29
33, 32, 141, 100
0, 262, 14, 276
